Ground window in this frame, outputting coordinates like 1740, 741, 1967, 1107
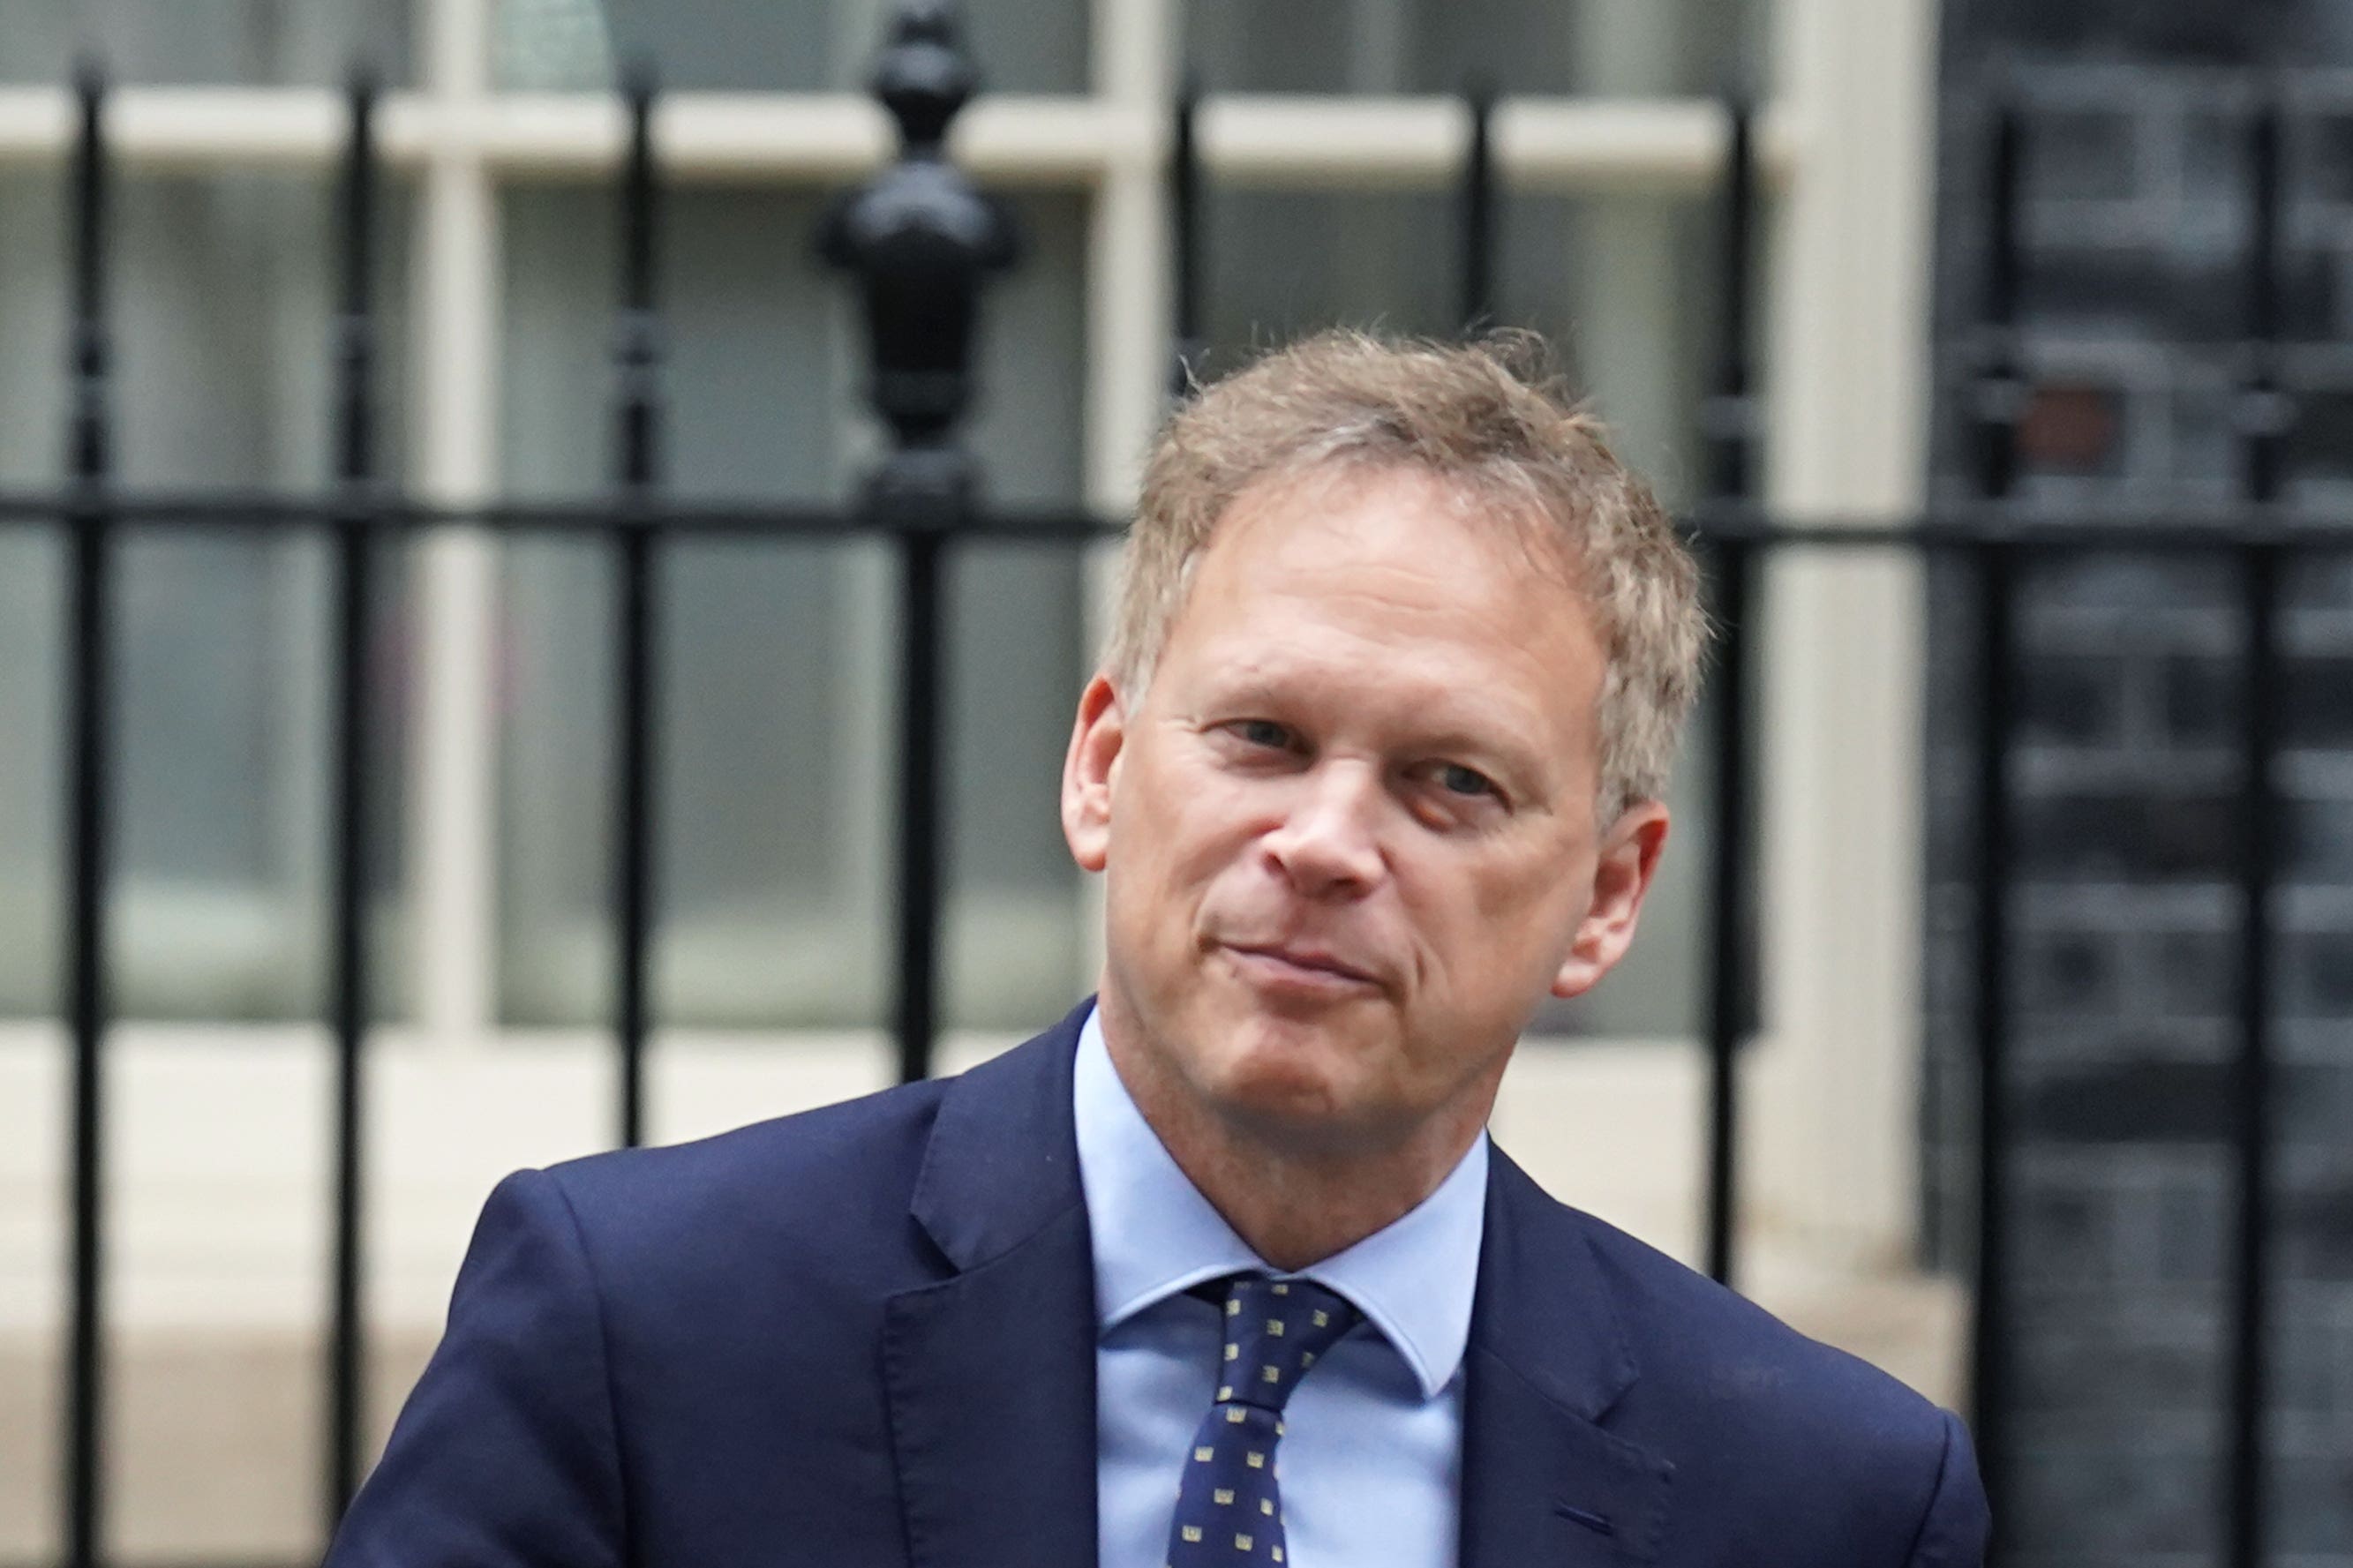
0, 167, 412, 1022
0, 0, 1940, 1363
0, 9, 1949, 1553
0, 0, 1780, 1040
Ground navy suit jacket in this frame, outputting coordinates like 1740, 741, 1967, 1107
327, 1001, 1988, 1566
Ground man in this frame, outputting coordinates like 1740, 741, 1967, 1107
328, 331, 1988, 1566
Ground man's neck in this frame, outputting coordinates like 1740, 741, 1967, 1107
1096, 1002, 1493, 1272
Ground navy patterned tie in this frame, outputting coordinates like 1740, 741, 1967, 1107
1165, 1274, 1364, 1566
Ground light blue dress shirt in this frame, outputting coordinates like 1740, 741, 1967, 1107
1073, 1004, 1488, 1568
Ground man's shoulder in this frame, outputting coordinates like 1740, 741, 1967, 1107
509, 1004, 1087, 1304
512, 1067, 955, 1305
548, 1067, 951, 1234
1497, 1154, 1962, 1452
1533, 1189, 1985, 1562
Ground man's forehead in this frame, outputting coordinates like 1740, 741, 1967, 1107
1203, 457, 1582, 590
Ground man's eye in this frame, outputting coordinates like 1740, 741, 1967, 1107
1232, 719, 1294, 750
1437, 763, 1497, 799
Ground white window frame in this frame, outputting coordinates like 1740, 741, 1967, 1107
0, 0, 1938, 1354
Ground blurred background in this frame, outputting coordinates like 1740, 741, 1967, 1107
0, 0, 2349, 1564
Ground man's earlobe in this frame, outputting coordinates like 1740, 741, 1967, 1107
1552, 800, 1671, 1000
1060, 673, 1126, 874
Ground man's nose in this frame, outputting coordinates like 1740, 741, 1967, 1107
1260, 762, 1386, 897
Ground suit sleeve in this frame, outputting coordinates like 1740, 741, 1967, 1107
1899, 1408, 1991, 1568
325, 1168, 628, 1568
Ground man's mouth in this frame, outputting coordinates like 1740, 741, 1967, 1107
1221, 943, 1382, 992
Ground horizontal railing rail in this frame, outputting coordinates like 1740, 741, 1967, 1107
9, 485, 2353, 545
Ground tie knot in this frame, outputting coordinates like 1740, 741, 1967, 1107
1213, 1274, 1362, 1413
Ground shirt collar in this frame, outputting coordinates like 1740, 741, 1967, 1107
1071, 1002, 1488, 1401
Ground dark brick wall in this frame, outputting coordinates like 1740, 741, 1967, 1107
1926, 11, 2353, 1566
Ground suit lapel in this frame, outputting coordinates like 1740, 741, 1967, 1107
883, 1005, 1100, 1568
1458, 1151, 1674, 1568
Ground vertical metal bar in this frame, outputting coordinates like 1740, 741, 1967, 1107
1967, 538, 2017, 1555
1973, 106, 2025, 506
1458, 76, 1497, 334
819, 4, 1011, 1090
2225, 91, 2286, 1568
895, 529, 945, 1085
1171, 70, 1204, 394
2228, 537, 2280, 1568
325, 68, 379, 1531
1708, 94, 1755, 505
61, 63, 113, 1568
1701, 542, 1751, 1287
2238, 94, 2287, 505
613, 67, 662, 1149
1966, 100, 2025, 1562
1700, 92, 1758, 1288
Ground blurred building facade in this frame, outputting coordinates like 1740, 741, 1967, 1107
1922, 2, 2353, 1562
11, 0, 2343, 1564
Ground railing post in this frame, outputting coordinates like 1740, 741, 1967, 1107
61, 60, 114, 1568
2224, 87, 2289, 1568
613, 64, 664, 1149
324, 64, 380, 1532
820, 0, 1018, 1084
1966, 97, 2026, 1564
1698, 90, 1759, 1289
1171, 69, 1205, 397
1458, 75, 1497, 334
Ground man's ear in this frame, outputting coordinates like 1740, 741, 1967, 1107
1061, 672, 1126, 873
1552, 799, 1671, 1000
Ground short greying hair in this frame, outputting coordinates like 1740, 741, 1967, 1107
1106, 328, 1707, 823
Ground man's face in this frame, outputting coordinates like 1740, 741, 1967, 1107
1062, 463, 1668, 1156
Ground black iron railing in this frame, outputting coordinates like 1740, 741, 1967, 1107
3, 12, 2340, 1568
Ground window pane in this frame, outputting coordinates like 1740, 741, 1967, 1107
1497, 193, 1720, 510
0, 171, 414, 1021
942, 541, 1094, 1028
1183, 0, 1764, 97
1201, 187, 1461, 352
0, 173, 68, 487
1202, 188, 1718, 505
492, 0, 1086, 94
2, 1, 413, 87
0, 171, 67, 1018
496, 183, 1087, 1030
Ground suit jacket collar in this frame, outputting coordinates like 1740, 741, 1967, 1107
883, 1003, 1675, 1568
906, 998, 1094, 1272
886, 1001, 1100, 1568
1459, 1149, 1675, 1565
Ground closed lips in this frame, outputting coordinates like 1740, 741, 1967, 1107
1229, 945, 1378, 984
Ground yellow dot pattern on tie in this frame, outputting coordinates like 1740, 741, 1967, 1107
1161, 1273, 1364, 1566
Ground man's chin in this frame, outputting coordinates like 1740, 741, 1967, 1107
1188, 1025, 1395, 1147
